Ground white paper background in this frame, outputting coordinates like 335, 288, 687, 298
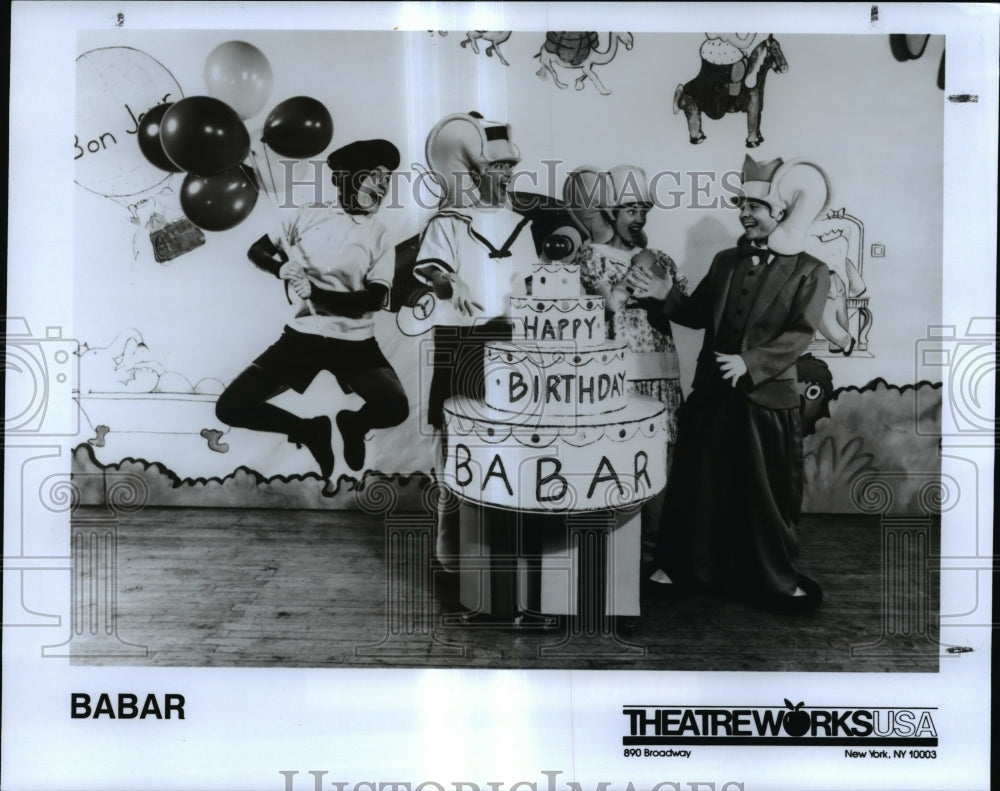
4, 3, 997, 790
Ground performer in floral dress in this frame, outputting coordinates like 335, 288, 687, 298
568, 165, 688, 565
570, 165, 687, 454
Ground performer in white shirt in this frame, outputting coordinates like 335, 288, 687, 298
410, 112, 537, 570
215, 139, 408, 479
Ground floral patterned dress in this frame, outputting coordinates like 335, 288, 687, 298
574, 242, 688, 446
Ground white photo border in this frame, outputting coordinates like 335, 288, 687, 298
4, 3, 997, 791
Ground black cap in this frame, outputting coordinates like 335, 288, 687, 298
327, 139, 400, 174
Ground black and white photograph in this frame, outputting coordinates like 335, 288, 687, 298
3, 3, 997, 790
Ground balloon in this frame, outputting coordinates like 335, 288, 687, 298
262, 96, 333, 159
180, 165, 259, 231
160, 96, 251, 176
204, 41, 273, 120
136, 103, 183, 172
75, 46, 183, 197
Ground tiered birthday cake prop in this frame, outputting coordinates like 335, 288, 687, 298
442, 262, 668, 513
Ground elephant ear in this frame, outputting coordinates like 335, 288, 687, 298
563, 167, 614, 245
568, 206, 614, 245
424, 113, 489, 208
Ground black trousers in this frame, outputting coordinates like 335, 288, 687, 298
216, 327, 409, 441
654, 387, 803, 597
426, 319, 513, 430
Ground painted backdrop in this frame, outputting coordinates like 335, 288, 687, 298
71, 30, 945, 514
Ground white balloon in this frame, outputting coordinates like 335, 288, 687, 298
75, 47, 183, 198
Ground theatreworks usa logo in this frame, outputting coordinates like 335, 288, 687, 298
623, 700, 938, 747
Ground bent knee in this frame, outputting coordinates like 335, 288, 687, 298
386, 394, 410, 426
215, 390, 237, 424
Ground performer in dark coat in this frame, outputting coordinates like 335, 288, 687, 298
627, 155, 831, 613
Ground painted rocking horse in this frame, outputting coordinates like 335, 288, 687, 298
673, 34, 788, 148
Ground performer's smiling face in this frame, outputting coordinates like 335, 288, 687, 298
614, 204, 648, 246
356, 166, 392, 213
740, 198, 783, 242
478, 160, 516, 206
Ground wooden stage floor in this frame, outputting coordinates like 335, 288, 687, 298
69, 506, 942, 672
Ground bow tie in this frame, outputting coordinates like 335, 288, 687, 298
738, 237, 772, 264
739, 237, 768, 251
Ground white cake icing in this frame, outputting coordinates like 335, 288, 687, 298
509, 263, 605, 348
531, 263, 584, 297
483, 341, 629, 417
487, 263, 625, 417
440, 261, 668, 512
442, 396, 667, 512
509, 296, 606, 350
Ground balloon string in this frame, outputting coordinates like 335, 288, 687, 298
261, 140, 283, 208
252, 140, 318, 317
248, 147, 278, 210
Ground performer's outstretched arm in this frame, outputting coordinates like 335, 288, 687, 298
247, 234, 289, 277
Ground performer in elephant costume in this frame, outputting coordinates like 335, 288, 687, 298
630, 155, 831, 614
410, 112, 538, 575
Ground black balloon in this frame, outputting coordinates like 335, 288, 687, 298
160, 96, 251, 176
137, 103, 183, 172
262, 96, 334, 159
180, 165, 259, 231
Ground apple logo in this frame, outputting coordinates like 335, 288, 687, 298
782, 699, 810, 736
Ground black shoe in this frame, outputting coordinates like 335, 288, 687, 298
641, 575, 692, 602
641, 566, 694, 601
291, 416, 334, 479
336, 410, 367, 471
454, 610, 559, 630
515, 611, 560, 630
761, 574, 824, 615
429, 558, 460, 602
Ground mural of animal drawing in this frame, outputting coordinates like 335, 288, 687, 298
460, 31, 511, 65
535, 32, 634, 95
77, 328, 165, 394
805, 212, 871, 356
673, 33, 788, 147
75, 328, 229, 452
